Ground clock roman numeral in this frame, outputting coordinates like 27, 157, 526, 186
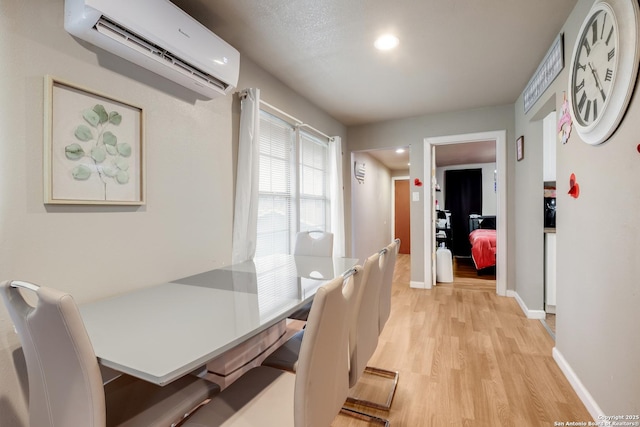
593, 99, 598, 121
608, 48, 615, 61
605, 68, 613, 82
601, 13, 608, 39
578, 91, 588, 113
606, 26, 614, 45
582, 38, 592, 56
577, 62, 586, 72
575, 79, 585, 93
592, 20, 598, 44
583, 99, 592, 122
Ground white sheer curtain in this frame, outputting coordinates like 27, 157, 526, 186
329, 136, 345, 257
232, 88, 261, 264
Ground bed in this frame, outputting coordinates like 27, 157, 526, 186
468, 215, 497, 271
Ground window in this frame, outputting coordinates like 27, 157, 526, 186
255, 111, 330, 257
299, 131, 329, 232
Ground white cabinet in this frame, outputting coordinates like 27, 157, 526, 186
545, 232, 557, 309
543, 111, 556, 182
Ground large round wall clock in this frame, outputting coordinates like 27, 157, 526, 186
568, 0, 640, 145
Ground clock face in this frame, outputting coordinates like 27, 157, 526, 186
568, 0, 640, 145
571, 7, 618, 128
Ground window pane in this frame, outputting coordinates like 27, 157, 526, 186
260, 121, 291, 158
256, 113, 294, 257
301, 134, 327, 170
300, 197, 326, 232
256, 229, 289, 257
312, 141, 326, 170
259, 156, 289, 194
299, 133, 328, 199
257, 196, 289, 230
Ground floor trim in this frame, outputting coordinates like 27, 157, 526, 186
552, 347, 603, 421
540, 318, 556, 341
506, 290, 545, 319
410, 280, 426, 289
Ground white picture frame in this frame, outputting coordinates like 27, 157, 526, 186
44, 76, 145, 205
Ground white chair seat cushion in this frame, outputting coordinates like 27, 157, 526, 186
106, 374, 220, 427
182, 366, 295, 427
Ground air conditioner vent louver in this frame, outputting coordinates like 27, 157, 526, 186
95, 17, 228, 91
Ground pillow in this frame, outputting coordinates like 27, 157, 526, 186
480, 217, 496, 229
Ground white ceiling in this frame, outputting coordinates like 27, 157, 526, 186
366, 147, 411, 172
365, 139, 496, 172
173, 0, 577, 126
171, 0, 576, 168
435, 140, 497, 167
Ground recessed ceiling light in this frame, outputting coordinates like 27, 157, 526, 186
374, 34, 399, 51
395, 148, 405, 154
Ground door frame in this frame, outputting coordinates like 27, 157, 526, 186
390, 175, 410, 244
423, 130, 507, 296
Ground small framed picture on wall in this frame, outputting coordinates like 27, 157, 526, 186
516, 136, 524, 161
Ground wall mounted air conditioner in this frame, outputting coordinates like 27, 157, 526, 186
64, 0, 239, 98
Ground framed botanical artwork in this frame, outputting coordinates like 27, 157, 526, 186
44, 76, 145, 205
516, 136, 524, 162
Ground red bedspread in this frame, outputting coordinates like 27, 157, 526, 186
469, 229, 497, 270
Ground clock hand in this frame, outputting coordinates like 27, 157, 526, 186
588, 62, 607, 102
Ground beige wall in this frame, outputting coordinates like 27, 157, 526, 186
390, 169, 410, 178
515, 0, 639, 415
350, 151, 392, 262
347, 105, 515, 286
0, 1, 344, 425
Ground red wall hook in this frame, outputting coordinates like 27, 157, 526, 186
568, 173, 580, 199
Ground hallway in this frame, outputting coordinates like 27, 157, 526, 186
333, 254, 591, 426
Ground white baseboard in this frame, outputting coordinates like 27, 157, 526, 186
552, 347, 603, 421
506, 290, 545, 319
410, 280, 427, 289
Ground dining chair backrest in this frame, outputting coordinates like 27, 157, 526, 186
0, 280, 106, 427
379, 239, 399, 333
293, 231, 334, 257
348, 252, 384, 388
294, 270, 355, 427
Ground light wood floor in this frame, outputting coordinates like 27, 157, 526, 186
332, 254, 592, 427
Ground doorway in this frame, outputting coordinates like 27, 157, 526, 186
424, 130, 507, 296
393, 178, 410, 254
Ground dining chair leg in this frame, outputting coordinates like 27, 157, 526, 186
345, 366, 399, 411
339, 408, 390, 426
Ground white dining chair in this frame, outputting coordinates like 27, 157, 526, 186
180, 271, 355, 427
293, 230, 334, 257
379, 239, 400, 332
347, 251, 383, 389
346, 239, 400, 412
262, 251, 391, 426
0, 280, 220, 427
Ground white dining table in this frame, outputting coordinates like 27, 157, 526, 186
79, 254, 358, 386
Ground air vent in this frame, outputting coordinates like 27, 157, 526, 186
95, 17, 228, 91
